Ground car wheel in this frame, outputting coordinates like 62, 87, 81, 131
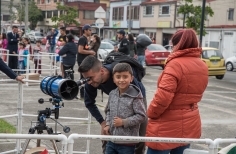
226, 62, 233, 71
215, 75, 224, 80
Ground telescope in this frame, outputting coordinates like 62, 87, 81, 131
40, 76, 90, 100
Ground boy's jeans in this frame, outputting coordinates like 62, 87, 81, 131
147, 144, 190, 154
105, 141, 135, 154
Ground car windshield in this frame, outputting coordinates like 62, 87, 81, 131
100, 43, 114, 49
147, 44, 166, 51
202, 49, 223, 59
35, 33, 43, 37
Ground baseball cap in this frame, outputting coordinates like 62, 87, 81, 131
82, 24, 91, 30
117, 29, 125, 36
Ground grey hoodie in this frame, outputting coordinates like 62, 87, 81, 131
106, 84, 146, 143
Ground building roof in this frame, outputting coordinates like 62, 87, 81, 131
65, 1, 106, 11
141, 0, 177, 5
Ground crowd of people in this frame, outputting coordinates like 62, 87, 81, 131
0, 24, 209, 154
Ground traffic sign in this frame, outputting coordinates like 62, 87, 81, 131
95, 18, 104, 28
95, 6, 106, 18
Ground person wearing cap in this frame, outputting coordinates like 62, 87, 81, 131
0, 57, 24, 83
115, 30, 129, 55
77, 24, 96, 99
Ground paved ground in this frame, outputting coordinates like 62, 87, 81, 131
0, 53, 236, 153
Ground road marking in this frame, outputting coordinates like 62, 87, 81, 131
207, 85, 236, 91
205, 91, 236, 93
206, 92, 236, 101
199, 103, 236, 116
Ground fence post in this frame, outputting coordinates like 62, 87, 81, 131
16, 82, 23, 153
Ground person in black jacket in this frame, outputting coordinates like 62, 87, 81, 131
115, 30, 129, 55
7, 26, 20, 69
0, 57, 24, 83
58, 34, 77, 80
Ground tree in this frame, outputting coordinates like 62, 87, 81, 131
51, 2, 79, 27
28, 1, 44, 30
8, 0, 17, 25
15, 3, 25, 26
178, 0, 214, 35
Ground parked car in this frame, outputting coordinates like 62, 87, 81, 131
164, 45, 173, 52
102, 39, 119, 46
145, 44, 170, 69
201, 47, 226, 79
225, 55, 236, 71
28, 31, 44, 44
98, 42, 114, 60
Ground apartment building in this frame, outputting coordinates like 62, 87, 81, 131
104, 0, 145, 40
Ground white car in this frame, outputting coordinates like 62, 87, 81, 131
98, 42, 114, 60
225, 55, 236, 71
28, 31, 44, 44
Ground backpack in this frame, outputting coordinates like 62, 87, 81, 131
104, 52, 145, 81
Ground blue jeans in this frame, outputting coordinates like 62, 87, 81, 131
147, 144, 190, 154
18, 60, 25, 74
48, 44, 56, 61
138, 55, 145, 67
105, 141, 135, 154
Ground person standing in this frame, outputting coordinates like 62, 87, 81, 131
127, 33, 137, 58
145, 29, 209, 154
58, 34, 77, 80
89, 34, 101, 58
114, 30, 129, 55
104, 63, 146, 154
32, 40, 43, 75
0, 33, 8, 62
77, 24, 96, 99
18, 42, 26, 75
7, 26, 20, 70
47, 28, 58, 63
58, 27, 67, 78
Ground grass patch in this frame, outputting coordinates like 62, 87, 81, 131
0, 119, 16, 133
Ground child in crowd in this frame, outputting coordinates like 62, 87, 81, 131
32, 40, 43, 75
104, 63, 146, 154
18, 42, 26, 74
22, 38, 32, 72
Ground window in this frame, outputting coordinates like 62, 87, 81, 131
127, 6, 140, 20
53, 10, 58, 17
112, 7, 124, 20
159, 5, 170, 17
41, 0, 45, 4
143, 6, 153, 16
60, 10, 64, 17
228, 8, 234, 20
47, 11, 52, 18
84, 10, 95, 19
42, 11, 46, 18
37, 0, 40, 4
54, 0, 57, 2
46, 0, 50, 4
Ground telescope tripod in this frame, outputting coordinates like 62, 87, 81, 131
21, 121, 60, 154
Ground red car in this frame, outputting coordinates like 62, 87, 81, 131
145, 44, 170, 69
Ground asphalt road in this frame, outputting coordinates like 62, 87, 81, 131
0, 54, 236, 153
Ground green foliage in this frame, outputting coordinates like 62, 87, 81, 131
15, 4, 25, 24
178, 0, 214, 35
51, 2, 79, 27
28, 1, 44, 30
8, 0, 17, 22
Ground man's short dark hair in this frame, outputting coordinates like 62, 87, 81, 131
12, 26, 18, 29
113, 63, 133, 76
78, 55, 102, 73
60, 27, 66, 31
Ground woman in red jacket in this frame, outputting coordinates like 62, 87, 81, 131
146, 29, 209, 154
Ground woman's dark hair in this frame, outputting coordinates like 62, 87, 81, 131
23, 37, 30, 44
171, 29, 198, 51
127, 34, 134, 42
19, 42, 26, 48
93, 34, 101, 45
2, 33, 6, 39
66, 34, 74, 42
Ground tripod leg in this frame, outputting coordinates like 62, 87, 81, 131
50, 140, 59, 154
21, 128, 36, 154
37, 139, 41, 147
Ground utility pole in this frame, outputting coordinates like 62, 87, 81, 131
25, 0, 28, 32
199, 0, 206, 47
128, 0, 132, 33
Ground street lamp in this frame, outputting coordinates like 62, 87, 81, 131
199, 0, 206, 47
